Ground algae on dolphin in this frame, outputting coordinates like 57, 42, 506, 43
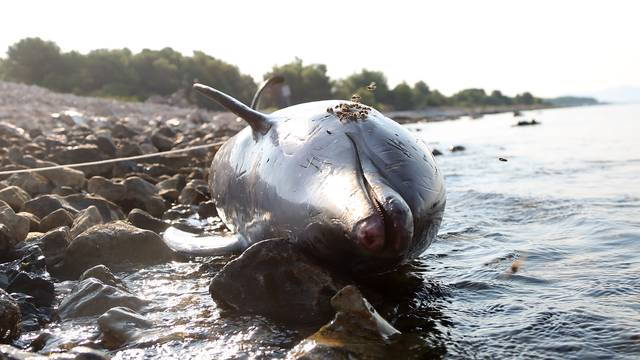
163, 82, 446, 273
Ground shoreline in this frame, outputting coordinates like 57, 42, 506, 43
385, 104, 563, 124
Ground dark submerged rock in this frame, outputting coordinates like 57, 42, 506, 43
449, 145, 466, 152
97, 306, 152, 349
0, 288, 21, 343
57, 278, 147, 319
209, 239, 344, 324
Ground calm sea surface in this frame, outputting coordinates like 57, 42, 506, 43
38, 104, 640, 359
407, 103, 640, 358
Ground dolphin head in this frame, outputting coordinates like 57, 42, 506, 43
269, 100, 446, 272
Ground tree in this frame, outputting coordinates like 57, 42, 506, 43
3, 38, 63, 85
132, 48, 183, 97
412, 81, 431, 108
391, 82, 415, 110
514, 92, 534, 105
333, 69, 392, 109
451, 88, 489, 106
488, 90, 511, 106
262, 58, 333, 108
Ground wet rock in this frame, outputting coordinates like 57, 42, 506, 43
63, 221, 174, 276
23, 195, 66, 219
95, 136, 117, 157
0, 200, 30, 246
287, 285, 400, 360
5, 173, 52, 196
127, 208, 168, 234
0, 186, 31, 212
449, 145, 466, 152
79, 265, 127, 291
197, 200, 218, 218
112, 123, 138, 139
39, 208, 74, 233
121, 176, 165, 217
87, 177, 125, 203
209, 239, 344, 324
0, 343, 110, 359
162, 204, 195, 220
431, 148, 443, 156
69, 206, 103, 239
58, 278, 147, 319
0, 289, 21, 343
178, 179, 209, 205
158, 189, 179, 202
516, 119, 540, 126
97, 306, 152, 348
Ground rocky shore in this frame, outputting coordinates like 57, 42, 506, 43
0, 81, 449, 359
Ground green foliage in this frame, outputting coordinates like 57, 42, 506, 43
1, 37, 547, 111
262, 58, 332, 108
334, 69, 392, 109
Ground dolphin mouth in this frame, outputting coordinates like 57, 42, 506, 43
346, 134, 413, 255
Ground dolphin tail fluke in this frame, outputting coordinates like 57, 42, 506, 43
193, 83, 272, 135
162, 226, 248, 257
251, 75, 284, 110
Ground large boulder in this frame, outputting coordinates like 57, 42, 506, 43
121, 176, 165, 217
57, 278, 147, 319
4, 173, 52, 196
209, 239, 344, 324
39, 208, 74, 233
63, 221, 174, 276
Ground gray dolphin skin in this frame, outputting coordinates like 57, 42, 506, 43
169, 83, 446, 273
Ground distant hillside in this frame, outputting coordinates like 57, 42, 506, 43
586, 86, 640, 104
546, 96, 600, 107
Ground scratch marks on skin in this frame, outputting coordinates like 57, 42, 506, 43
299, 155, 331, 171
385, 138, 413, 158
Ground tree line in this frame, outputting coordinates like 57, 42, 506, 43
0, 38, 545, 111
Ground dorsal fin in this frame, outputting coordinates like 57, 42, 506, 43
193, 83, 272, 134
251, 75, 285, 110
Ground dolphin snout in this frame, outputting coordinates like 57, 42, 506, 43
354, 191, 414, 256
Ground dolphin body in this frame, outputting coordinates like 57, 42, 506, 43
164, 83, 446, 273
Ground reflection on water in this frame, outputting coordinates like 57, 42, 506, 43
24, 104, 640, 358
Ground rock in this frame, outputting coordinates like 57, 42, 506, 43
0, 344, 110, 359
63, 221, 174, 276
0, 289, 21, 343
63, 194, 124, 222
449, 145, 466, 152
158, 189, 179, 202
127, 208, 168, 234
17, 212, 40, 233
156, 174, 186, 192
22, 195, 66, 219
0, 186, 31, 212
122, 176, 165, 217
197, 200, 218, 218
5, 173, 52, 196
53, 145, 109, 178
97, 307, 152, 348
96, 136, 117, 156
39, 208, 74, 233
150, 128, 175, 151
33, 227, 70, 268
431, 148, 443, 156
178, 179, 209, 205
87, 177, 126, 203
69, 206, 103, 239
209, 239, 344, 324
287, 285, 400, 360
79, 265, 127, 291
0, 200, 30, 246
40, 167, 86, 190
58, 278, 147, 319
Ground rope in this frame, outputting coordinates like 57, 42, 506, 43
0, 141, 225, 176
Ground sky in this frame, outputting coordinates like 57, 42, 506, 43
1, 0, 639, 98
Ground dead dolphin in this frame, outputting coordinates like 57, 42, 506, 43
163, 83, 446, 273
